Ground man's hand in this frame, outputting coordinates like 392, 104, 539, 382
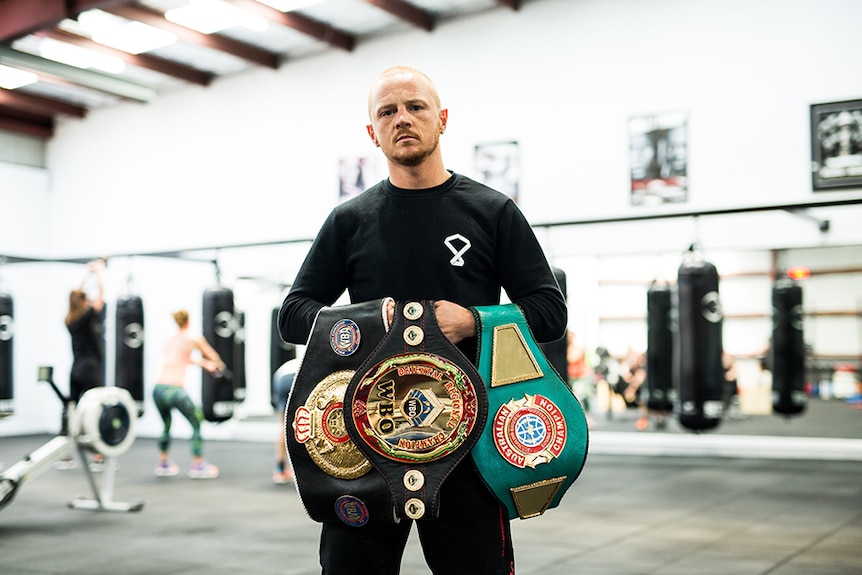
386, 300, 475, 344
434, 300, 475, 344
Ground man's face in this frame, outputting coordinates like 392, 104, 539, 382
367, 72, 447, 167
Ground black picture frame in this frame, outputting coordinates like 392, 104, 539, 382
810, 99, 862, 191
474, 141, 520, 203
629, 111, 688, 206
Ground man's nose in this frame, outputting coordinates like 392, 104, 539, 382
395, 109, 412, 128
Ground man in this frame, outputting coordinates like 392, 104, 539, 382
279, 66, 566, 575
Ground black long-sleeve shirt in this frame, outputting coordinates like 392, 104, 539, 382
279, 173, 566, 356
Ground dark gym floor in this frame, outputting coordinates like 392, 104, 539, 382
1, 398, 860, 575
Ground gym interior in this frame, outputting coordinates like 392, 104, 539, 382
1, 1, 861, 574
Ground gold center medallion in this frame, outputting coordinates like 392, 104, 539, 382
351, 353, 479, 463
293, 370, 372, 479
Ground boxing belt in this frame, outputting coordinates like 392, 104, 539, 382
470, 304, 588, 520
286, 298, 397, 526
344, 300, 487, 522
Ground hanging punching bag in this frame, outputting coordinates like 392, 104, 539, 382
115, 295, 145, 416
646, 282, 674, 413
202, 287, 236, 422
676, 254, 724, 431
539, 267, 568, 379
270, 307, 296, 408
233, 310, 246, 403
0, 292, 13, 418
771, 277, 807, 416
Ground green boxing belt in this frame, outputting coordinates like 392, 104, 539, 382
470, 304, 589, 520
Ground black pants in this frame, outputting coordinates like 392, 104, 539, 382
70, 357, 103, 403
320, 460, 514, 575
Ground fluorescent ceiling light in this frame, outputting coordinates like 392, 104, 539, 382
0, 64, 39, 89
77, 9, 177, 54
256, 0, 323, 11
76, 9, 128, 33
165, 0, 268, 34
37, 37, 125, 75
93, 21, 177, 54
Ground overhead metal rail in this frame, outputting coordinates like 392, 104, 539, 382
2, 196, 861, 265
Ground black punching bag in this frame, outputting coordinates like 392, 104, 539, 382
202, 287, 236, 422
0, 292, 13, 418
233, 310, 246, 403
115, 295, 145, 415
270, 307, 296, 408
771, 277, 806, 416
676, 254, 724, 431
539, 267, 568, 379
646, 282, 674, 413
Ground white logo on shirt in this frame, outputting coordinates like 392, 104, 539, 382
444, 234, 471, 267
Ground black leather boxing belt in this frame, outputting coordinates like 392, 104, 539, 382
285, 298, 397, 526
344, 300, 488, 521
470, 304, 588, 520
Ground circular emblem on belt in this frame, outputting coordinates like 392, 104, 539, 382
293, 370, 372, 479
493, 394, 567, 469
403, 302, 423, 320
351, 353, 479, 463
334, 495, 370, 527
403, 325, 424, 346
330, 319, 361, 356
403, 469, 425, 491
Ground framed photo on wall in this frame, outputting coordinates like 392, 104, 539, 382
629, 111, 688, 206
811, 99, 862, 191
474, 141, 520, 203
338, 156, 382, 202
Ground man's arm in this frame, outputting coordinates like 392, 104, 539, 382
278, 211, 348, 345
497, 202, 567, 343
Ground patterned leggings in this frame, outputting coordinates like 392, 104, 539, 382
153, 384, 203, 457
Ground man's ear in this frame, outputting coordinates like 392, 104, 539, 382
367, 124, 379, 147
439, 108, 448, 134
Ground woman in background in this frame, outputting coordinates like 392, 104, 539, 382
152, 309, 225, 479
63, 258, 107, 470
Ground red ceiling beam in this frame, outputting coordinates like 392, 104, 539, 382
0, 87, 87, 118
105, 3, 281, 69
0, 107, 54, 138
38, 28, 214, 86
360, 0, 434, 32
494, 0, 522, 9
0, 0, 123, 42
228, 0, 355, 52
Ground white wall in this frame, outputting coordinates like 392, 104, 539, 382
2, 0, 862, 436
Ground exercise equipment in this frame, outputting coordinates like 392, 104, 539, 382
0, 291, 13, 418
270, 307, 296, 408
202, 287, 236, 422
0, 366, 143, 513
675, 250, 724, 431
115, 294, 145, 416
771, 277, 807, 416
233, 310, 246, 403
471, 303, 588, 520
646, 281, 674, 413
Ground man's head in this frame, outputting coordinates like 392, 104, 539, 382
366, 66, 448, 168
